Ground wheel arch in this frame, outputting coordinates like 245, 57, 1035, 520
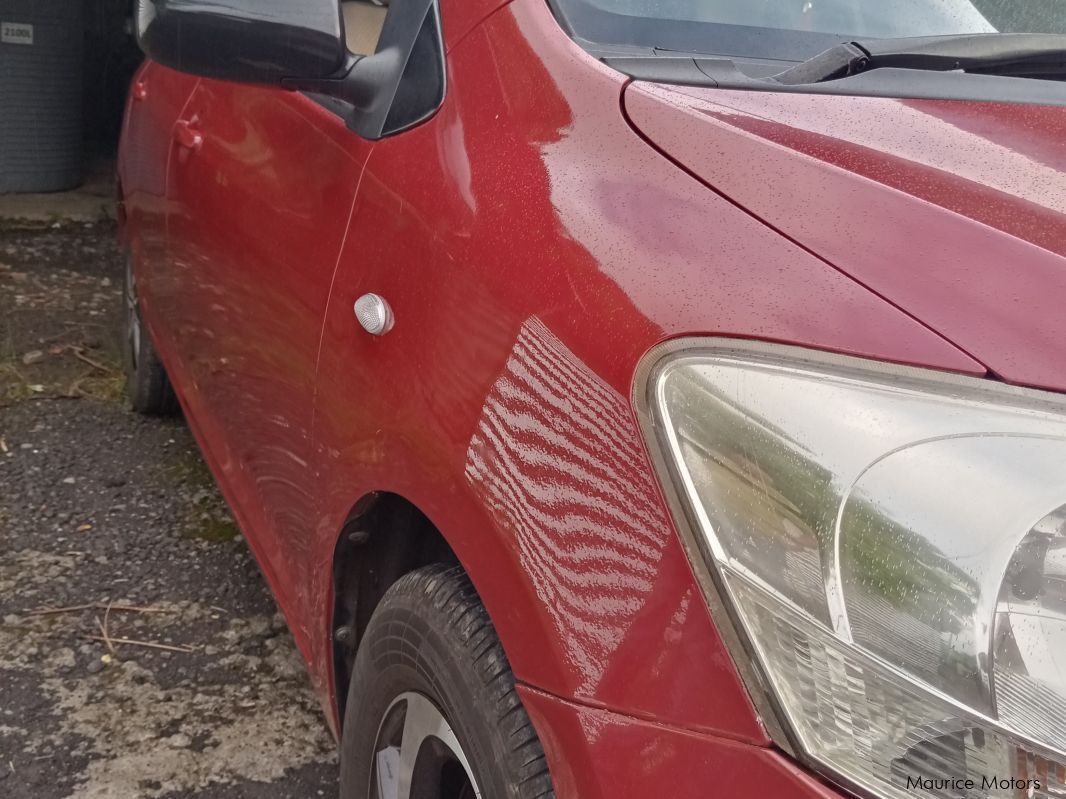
321, 440, 574, 733
329, 490, 462, 723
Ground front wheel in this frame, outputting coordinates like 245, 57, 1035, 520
123, 254, 178, 415
340, 565, 555, 799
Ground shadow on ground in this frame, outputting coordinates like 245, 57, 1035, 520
0, 220, 339, 798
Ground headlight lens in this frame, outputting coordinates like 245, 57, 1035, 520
648, 344, 1066, 799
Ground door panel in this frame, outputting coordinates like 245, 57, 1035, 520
119, 62, 198, 320
166, 80, 371, 617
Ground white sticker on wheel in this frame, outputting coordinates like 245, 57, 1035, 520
1, 22, 34, 45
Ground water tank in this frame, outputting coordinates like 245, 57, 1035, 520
0, 0, 83, 193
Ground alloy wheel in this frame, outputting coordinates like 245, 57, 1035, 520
370, 692, 481, 799
124, 257, 142, 372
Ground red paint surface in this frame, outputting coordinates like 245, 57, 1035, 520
625, 81, 1066, 391
116, 0, 1063, 792
518, 685, 844, 799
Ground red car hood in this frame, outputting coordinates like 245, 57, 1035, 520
625, 81, 1066, 393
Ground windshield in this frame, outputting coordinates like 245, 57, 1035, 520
551, 0, 1066, 62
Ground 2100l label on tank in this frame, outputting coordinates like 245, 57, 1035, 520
1, 22, 33, 45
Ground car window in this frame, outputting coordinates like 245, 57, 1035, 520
551, 0, 1066, 61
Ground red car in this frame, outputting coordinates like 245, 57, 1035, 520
120, 1, 1066, 797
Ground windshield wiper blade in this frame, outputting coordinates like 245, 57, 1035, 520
777, 33, 1066, 85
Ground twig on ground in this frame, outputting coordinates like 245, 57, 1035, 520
26, 602, 174, 616
80, 634, 194, 654
96, 610, 116, 658
95, 617, 114, 656
27, 603, 94, 615
39, 323, 105, 345
70, 347, 116, 375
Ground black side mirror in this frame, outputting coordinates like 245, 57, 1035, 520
135, 0, 347, 85
134, 0, 444, 141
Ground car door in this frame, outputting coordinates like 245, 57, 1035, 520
164, 76, 373, 619
119, 62, 198, 325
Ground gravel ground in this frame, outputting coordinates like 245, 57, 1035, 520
0, 220, 339, 798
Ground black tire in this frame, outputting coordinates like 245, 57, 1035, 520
340, 564, 555, 799
123, 255, 179, 416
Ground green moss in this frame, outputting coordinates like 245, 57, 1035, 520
161, 454, 216, 491
71, 372, 126, 404
0, 359, 30, 401
3, 381, 34, 402
160, 450, 239, 543
181, 515, 240, 542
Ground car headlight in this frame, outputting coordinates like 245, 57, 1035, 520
639, 341, 1066, 799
